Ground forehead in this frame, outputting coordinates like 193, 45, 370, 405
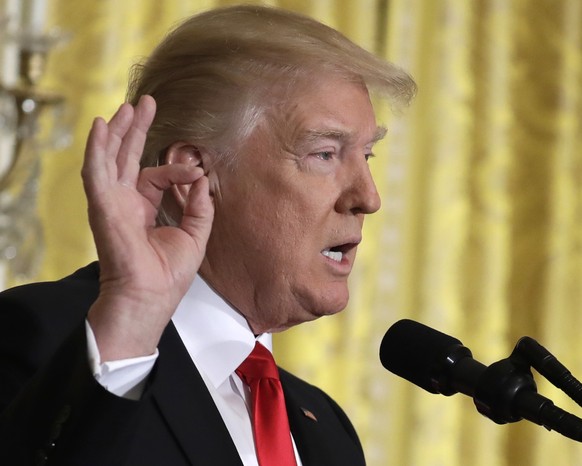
280, 78, 381, 145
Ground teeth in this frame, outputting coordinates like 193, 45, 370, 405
322, 249, 343, 262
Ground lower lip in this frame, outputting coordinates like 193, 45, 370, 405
321, 253, 352, 273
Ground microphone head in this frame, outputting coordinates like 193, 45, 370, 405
380, 319, 470, 395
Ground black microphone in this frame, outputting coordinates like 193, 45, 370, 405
379, 319, 582, 441
379, 319, 485, 398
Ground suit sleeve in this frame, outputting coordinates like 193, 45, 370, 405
0, 278, 150, 466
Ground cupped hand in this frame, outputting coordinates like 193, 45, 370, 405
82, 95, 214, 360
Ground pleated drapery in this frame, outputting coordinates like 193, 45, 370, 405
4, 1, 582, 465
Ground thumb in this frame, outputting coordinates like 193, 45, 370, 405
180, 175, 214, 249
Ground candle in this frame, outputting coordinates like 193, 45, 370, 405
22, 0, 47, 33
1, 0, 21, 85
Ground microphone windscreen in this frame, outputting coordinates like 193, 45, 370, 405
379, 319, 464, 393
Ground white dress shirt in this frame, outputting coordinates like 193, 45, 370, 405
86, 275, 303, 466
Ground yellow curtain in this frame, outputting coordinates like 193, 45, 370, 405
9, 0, 582, 464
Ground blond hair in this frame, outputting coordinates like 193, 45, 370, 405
127, 5, 416, 224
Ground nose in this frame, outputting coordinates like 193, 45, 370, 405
335, 157, 381, 215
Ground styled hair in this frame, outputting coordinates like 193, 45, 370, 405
126, 4, 416, 223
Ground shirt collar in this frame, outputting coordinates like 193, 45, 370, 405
171, 275, 272, 389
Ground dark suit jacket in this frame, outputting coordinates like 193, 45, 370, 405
0, 263, 366, 466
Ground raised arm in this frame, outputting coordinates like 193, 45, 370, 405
83, 95, 214, 362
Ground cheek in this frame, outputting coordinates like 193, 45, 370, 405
233, 203, 316, 278
270, 200, 319, 246
253, 211, 306, 258
216, 167, 334, 260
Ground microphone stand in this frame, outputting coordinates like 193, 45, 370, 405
513, 337, 582, 408
469, 338, 582, 442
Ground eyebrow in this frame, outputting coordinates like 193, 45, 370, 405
301, 126, 387, 145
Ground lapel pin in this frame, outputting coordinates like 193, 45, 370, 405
300, 407, 318, 422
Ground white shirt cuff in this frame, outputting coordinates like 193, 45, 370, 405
85, 320, 158, 400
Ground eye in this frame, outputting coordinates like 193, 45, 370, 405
365, 152, 375, 162
314, 151, 334, 161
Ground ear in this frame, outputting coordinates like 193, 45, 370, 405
164, 141, 204, 208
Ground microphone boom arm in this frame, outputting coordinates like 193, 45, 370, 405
447, 338, 582, 441
512, 337, 582, 408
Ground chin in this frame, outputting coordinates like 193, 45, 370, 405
321, 301, 348, 317
329, 284, 350, 310
312, 289, 350, 318
278, 299, 348, 332
283, 282, 349, 326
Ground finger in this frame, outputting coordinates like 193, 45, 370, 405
82, 117, 110, 196
117, 95, 157, 186
82, 102, 135, 194
104, 103, 135, 163
180, 175, 214, 248
136, 164, 206, 208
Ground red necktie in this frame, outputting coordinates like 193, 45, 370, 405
236, 342, 298, 466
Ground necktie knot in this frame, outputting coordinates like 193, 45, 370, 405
236, 341, 280, 383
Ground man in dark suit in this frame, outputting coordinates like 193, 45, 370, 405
0, 5, 415, 465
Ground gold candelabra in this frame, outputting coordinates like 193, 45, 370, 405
0, 27, 69, 285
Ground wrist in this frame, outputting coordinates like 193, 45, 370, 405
87, 294, 171, 361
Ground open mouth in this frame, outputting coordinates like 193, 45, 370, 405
321, 242, 358, 263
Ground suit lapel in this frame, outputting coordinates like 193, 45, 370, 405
282, 381, 331, 465
150, 322, 243, 466
280, 370, 366, 466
